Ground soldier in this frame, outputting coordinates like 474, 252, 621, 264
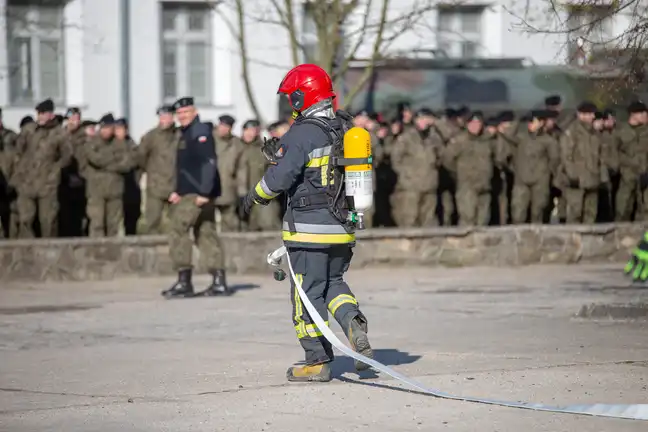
162, 96, 230, 298
76, 119, 97, 236
508, 111, 558, 224
85, 114, 136, 237
239, 119, 281, 231
362, 113, 381, 228
545, 94, 573, 131
543, 109, 566, 223
213, 114, 246, 232
13, 99, 71, 238
115, 118, 141, 235
58, 107, 86, 237
559, 101, 609, 224
442, 111, 501, 226
436, 108, 463, 226
493, 111, 517, 225
268, 120, 290, 139
618, 101, 648, 221
352, 110, 370, 129
396, 101, 415, 130
390, 108, 442, 227
601, 109, 620, 220
0, 109, 17, 239
137, 106, 178, 235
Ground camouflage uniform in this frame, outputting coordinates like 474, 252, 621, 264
559, 121, 609, 223
390, 126, 441, 227
240, 137, 281, 231
599, 127, 620, 221
85, 136, 136, 237
213, 132, 246, 231
508, 128, 558, 224
616, 123, 646, 221
0, 128, 18, 238
137, 126, 178, 234
494, 132, 514, 225
435, 118, 461, 226
59, 126, 87, 237
442, 131, 500, 226
121, 137, 141, 235
13, 120, 71, 238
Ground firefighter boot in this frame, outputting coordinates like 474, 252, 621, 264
347, 314, 374, 371
286, 362, 332, 383
201, 269, 232, 296
161, 269, 194, 299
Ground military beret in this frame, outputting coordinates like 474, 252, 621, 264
485, 117, 500, 127
81, 120, 97, 128
115, 117, 128, 127
544, 95, 562, 106
243, 119, 260, 129
355, 109, 369, 117
445, 108, 457, 118
368, 112, 380, 121
577, 101, 597, 113
457, 106, 470, 117
379, 121, 389, 128
627, 101, 647, 113
531, 110, 548, 120
99, 113, 115, 126
156, 105, 174, 115
498, 110, 515, 122
218, 114, 236, 126
416, 107, 434, 117
593, 111, 604, 121
520, 113, 532, 123
396, 101, 412, 111
545, 109, 559, 119
35, 98, 55, 113
65, 107, 81, 118
467, 111, 483, 122
603, 109, 615, 118
19, 115, 34, 128
173, 96, 194, 110
54, 114, 64, 124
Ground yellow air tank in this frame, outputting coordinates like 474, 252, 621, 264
343, 127, 373, 229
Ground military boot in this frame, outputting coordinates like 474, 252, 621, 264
161, 269, 194, 299
286, 362, 332, 382
347, 314, 374, 371
201, 269, 232, 296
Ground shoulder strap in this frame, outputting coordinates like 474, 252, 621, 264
298, 117, 370, 167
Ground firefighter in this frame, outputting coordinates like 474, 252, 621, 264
240, 64, 374, 382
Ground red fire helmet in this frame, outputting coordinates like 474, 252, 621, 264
277, 64, 336, 112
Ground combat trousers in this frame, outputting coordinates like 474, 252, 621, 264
249, 200, 281, 231
456, 187, 490, 226
390, 190, 437, 227
17, 194, 58, 238
289, 245, 364, 365
564, 187, 598, 223
145, 193, 170, 235
511, 180, 549, 224
168, 195, 224, 271
217, 204, 240, 232
615, 179, 636, 221
87, 196, 123, 237
634, 188, 648, 221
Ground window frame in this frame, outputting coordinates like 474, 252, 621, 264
5, 2, 66, 106
160, 3, 213, 105
436, 6, 484, 59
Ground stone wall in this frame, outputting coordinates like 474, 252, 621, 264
0, 223, 645, 282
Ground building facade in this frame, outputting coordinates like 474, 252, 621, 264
0, 0, 637, 140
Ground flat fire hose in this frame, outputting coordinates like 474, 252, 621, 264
267, 246, 648, 421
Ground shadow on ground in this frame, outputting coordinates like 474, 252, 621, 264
331, 348, 422, 380
230, 283, 261, 293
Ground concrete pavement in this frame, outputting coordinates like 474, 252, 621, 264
0, 264, 647, 431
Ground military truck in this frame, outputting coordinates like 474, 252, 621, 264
340, 56, 634, 119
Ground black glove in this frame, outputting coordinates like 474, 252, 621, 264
568, 178, 580, 189
238, 189, 270, 218
639, 172, 648, 190
261, 137, 281, 165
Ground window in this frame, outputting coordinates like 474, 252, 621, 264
6, 1, 65, 105
436, 7, 484, 59
566, 6, 613, 65
161, 3, 212, 105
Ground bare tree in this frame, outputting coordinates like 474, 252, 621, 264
505, 0, 648, 104
211, 0, 444, 120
